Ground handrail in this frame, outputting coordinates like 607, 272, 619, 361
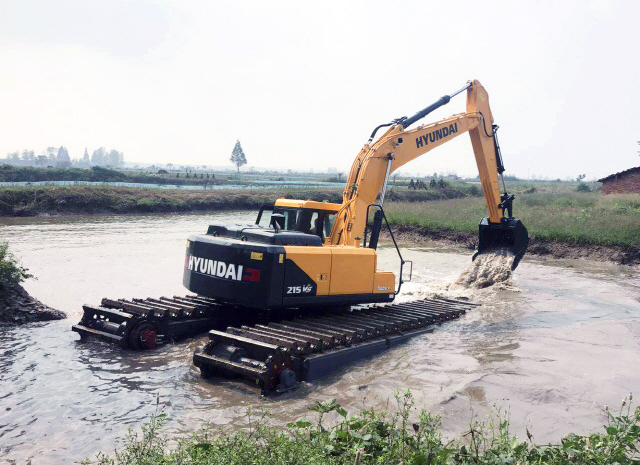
363, 203, 412, 295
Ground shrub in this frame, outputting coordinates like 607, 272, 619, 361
0, 241, 32, 289
576, 182, 592, 192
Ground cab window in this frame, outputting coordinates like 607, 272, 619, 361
282, 209, 298, 230
323, 213, 336, 237
297, 210, 319, 235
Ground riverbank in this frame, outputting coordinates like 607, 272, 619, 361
384, 194, 640, 266
387, 225, 640, 265
0, 284, 65, 326
1, 186, 637, 265
0, 185, 475, 216
0, 240, 65, 326
0, 164, 227, 187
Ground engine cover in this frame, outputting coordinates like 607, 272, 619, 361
184, 234, 286, 309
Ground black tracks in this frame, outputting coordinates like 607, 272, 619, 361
72, 295, 226, 349
193, 298, 479, 394
73, 295, 478, 393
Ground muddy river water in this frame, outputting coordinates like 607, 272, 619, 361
1, 212, 639, 464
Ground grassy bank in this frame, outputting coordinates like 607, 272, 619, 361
2, 185, 637, 261
0, 186, 325, 216
86, 391, 639, 464
0, 185, 477, 216
0, 165, 227, 186
385, 192, 640, 248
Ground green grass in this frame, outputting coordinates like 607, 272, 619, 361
85, 391, 640, 465
384, 192, 640, 247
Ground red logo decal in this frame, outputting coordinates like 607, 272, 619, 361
242, 268, 261, 282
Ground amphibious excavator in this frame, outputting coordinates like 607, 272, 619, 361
73, 80, 528, 393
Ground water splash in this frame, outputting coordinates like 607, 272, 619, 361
399, 250, 518, 303
454, 250, 514, 289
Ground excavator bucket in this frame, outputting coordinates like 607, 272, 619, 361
474, 217, 529, 270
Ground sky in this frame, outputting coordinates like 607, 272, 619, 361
0, 0, 638, 179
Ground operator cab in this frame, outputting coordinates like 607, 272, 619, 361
256, 199, 339, 242
205, 199, 340, 246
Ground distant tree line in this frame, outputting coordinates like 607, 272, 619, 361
2, 146, 124, 169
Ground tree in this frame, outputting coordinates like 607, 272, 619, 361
106, 149, 124, 167
35, 155, 48, 166
91, 147, 107, 166
80, 148, 90, 167
576, 182, 591, 192
57, 146, 71, 167
46, 147, 58, 163
230, 140, 247, 173
21, 150, 35, 165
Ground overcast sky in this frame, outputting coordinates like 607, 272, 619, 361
0, 0, 638, 179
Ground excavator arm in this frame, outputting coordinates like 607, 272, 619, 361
329, 80, 528, 269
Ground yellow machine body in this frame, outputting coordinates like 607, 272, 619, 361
184, 80, 528, 308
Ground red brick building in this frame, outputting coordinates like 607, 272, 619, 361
598, 167, 640, 194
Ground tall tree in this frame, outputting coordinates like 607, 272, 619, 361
91, 147, 107, 166
81, 148, 90, 166
57, 146, 71, 167
230, 140, 247, 173
106, 149, 124, 167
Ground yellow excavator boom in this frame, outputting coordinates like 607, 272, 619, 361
329, 80, 528, 268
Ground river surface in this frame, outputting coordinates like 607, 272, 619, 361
1, 212, 639, 464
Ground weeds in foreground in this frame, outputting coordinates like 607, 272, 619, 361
85, 390, 640, 465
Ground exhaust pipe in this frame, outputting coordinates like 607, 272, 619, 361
474, 217, 529, 270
